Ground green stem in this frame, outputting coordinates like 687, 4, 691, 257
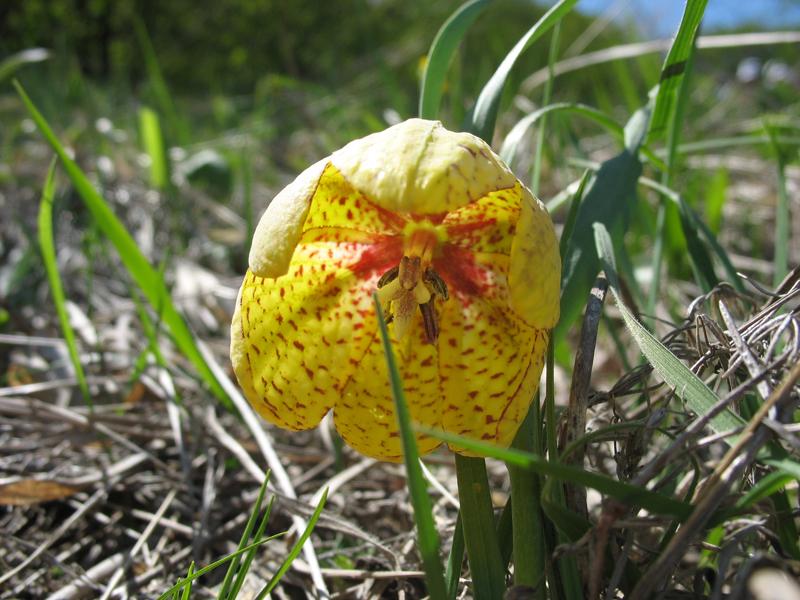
508, 410, 546, 595
455, 455, 505, 600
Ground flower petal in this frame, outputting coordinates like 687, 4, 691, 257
508, 188, 561, 329
233, 247, 380, 430
331, 119, 517, 215
249, 158, 328, 278
437, 296, 549, 453
335, 322, 442, 462
442, 183, 523, 257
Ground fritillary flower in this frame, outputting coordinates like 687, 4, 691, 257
231, 119, 560, 461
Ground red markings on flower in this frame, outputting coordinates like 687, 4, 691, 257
444, 218, 496, 239
434, 243, 488, 297
350, 235, 403, 278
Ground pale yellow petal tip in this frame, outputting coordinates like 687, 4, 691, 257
330, 118, 517, 214
248, 158, 328, 278
509, 188, 561, 329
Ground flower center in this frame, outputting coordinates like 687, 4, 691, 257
376, 221, 449, 343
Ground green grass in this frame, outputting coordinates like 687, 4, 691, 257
3, 1, 799, 597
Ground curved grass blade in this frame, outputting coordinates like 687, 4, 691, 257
500, 103, 625, 165
419, 0, 492, 120
218, 471, 272, 599
530, 21, 560, 195
593, 222, 744, 438
373, 295, 447, 599
15, 81, 232, 410
0, 48, 50, 83
179, 562, 195, 600
638, 176, 743, 292
257, 488, 329, 598
37, 159, 92, 407
645, 0, 708, 143
158, 535, 286, 599
468, 0, 577, 141
445, 514, 465, 600
419, 427, 692, 520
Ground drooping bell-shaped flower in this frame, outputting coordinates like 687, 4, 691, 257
231, 119, 560, 462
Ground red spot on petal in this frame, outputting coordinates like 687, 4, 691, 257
350, 235, 403, 279
445, 218, 496, 239
434, 244, 487, 297
293, 340, 305, 351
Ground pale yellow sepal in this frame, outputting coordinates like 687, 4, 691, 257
330, 118, 517, 215
508, 187, 561, 329
248, 157, 328, 278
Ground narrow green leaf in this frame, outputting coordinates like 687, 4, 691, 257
646, 0, 708, 143
593, 222, 744, 437
219, 471, 271, 599
530, 21, 560, 195
15, 81, 232, 410
373, 296, 447, 599
445, 514, 465, 600
648, 32, 698, 316
419, 0, 492, 120
500, 103, 626, 165
455, 455, 505, 600
230, 495, 276, 597
764, 123, 790, 286
468, 0, 577, 141
556, 145, 641, 340
139, 106, 168, 190
158, 535, 286, 599
179, 562, 195, 600
508, 411, 545, 592
639, 176, 743, 292
420, 427, 692, 519
133, 17, 188, 144
258, 489, 328, 598
0, 48, 49, 83
37, 159, 92, 406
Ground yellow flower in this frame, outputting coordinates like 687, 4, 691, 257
231, 119, 560, 462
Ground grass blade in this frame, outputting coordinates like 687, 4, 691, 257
257, 489, 328, 598
454, 454, 505, 600
139, 106, 169, 190
468, 0, 577, 141
764, 122, 790, 286
373, 295, 447, 599
420, 427, 692, 520
419, 0, 492, 120
530, 21, 560, 195
158, 535, 286, 599
445, 514, 465, 600
647, 26, 699, 316
218, 471, 271, 599
501, 103, 626, 165
507, 411, 546, 592
593, 222, 744, 438
37, 159, 92, 406
15, 80, 232, 411
0, 48, 50, 83
133, 17, 189, 144
645, 0, 708, 143
555, 100, 648, 340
